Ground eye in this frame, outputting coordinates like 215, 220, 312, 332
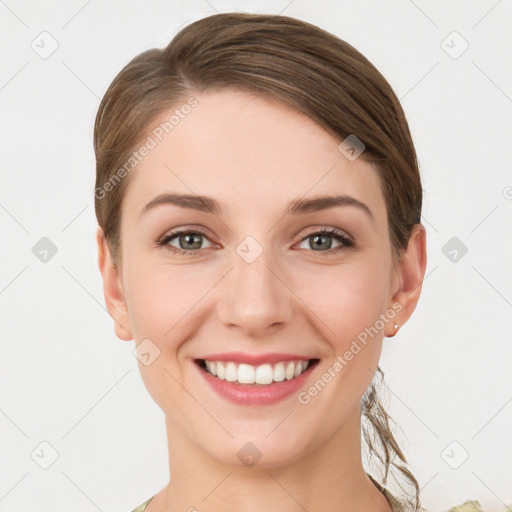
157, 230, 213, 255
296, 227, 353, 253
157, 227, 354, 256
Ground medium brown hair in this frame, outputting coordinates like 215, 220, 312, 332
94, 12, 422, 509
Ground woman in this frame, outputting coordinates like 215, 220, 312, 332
94, 12, 427, 512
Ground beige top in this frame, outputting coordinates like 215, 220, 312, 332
130, 473, 404, 512
130, 479, 486, 512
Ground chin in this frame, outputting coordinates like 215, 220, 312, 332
203, 433, 312, 470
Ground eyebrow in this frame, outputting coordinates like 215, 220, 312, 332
140, 193, 374, 221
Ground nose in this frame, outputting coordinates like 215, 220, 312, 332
216, 243, 294, 337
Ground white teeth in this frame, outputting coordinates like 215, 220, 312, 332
273, 362, 285, 382
216, 361, 225, 380
203, 359, 312, 385
238, 363, 255, 384
225, 362, 238, 382
285, 361, 295, 380
255, 364, 273, 385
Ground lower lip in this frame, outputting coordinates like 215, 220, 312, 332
195, 360, 318, 406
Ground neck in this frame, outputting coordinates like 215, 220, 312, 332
147, 403, 392, 512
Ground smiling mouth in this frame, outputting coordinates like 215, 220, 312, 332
195, 358, 320, 386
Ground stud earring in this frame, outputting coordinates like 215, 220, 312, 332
387, 323, 399, 338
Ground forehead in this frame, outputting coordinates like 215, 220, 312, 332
122, 89, 386, 222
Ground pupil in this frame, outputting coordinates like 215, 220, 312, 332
181, 233, 200, 249
312, 234, 331, 250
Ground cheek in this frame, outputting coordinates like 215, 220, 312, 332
294, 263, 390, 414
125, 257, 217, 342
125, 261, 212, 415
302, 261, 390, 343
117, 235, 197, 413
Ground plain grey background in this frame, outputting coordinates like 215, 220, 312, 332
1, 0, 511, 510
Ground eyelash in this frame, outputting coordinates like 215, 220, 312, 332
156, 227, 354, 256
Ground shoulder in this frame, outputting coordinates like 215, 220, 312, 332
130, 496, 155, 512
366, 473, 487, 512
130, 488, 486, 512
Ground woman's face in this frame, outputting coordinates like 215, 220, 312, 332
99, 89, 419, 468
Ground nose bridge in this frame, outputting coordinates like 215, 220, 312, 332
217, 235, 293, 334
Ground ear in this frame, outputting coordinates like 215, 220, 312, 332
96, 227, 133, 341
385, 223, 427, 337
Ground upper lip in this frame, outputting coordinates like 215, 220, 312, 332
196, 352, 317, 366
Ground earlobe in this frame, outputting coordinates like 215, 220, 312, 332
386, 224, 427, 337
96, 227, 133, 341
